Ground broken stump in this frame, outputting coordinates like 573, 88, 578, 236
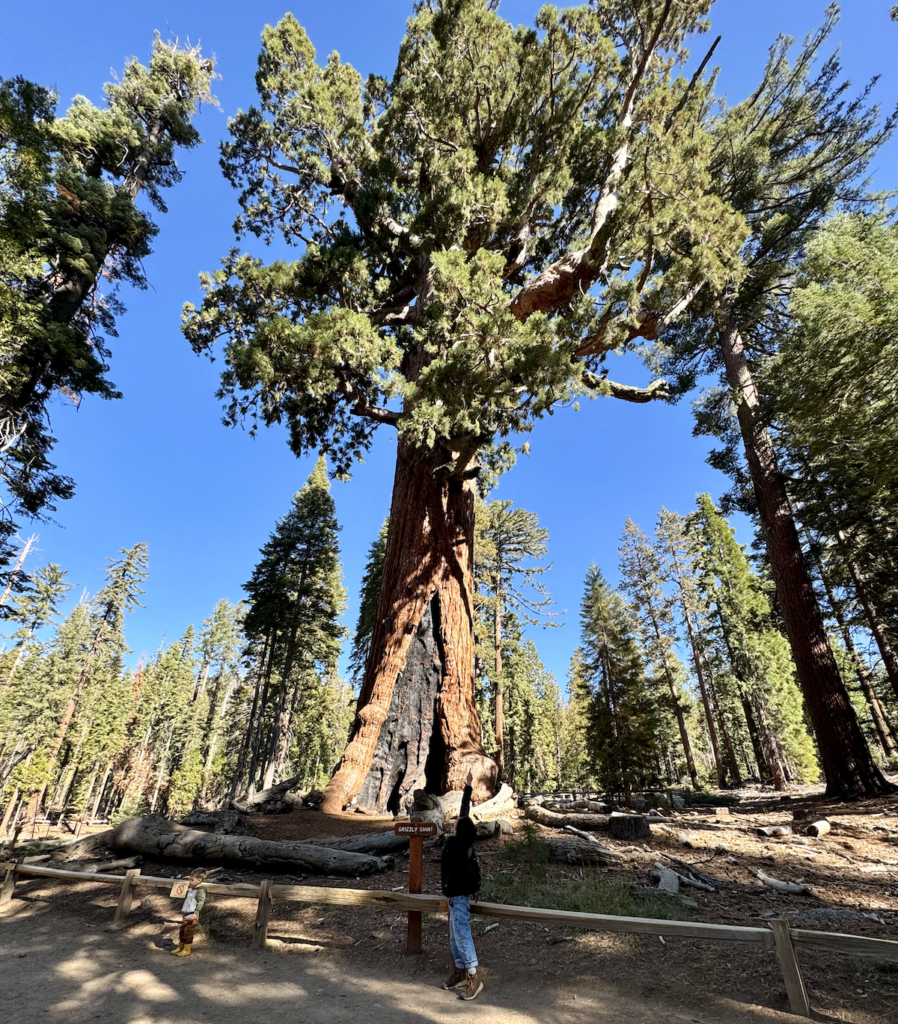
608, 814, 652, 842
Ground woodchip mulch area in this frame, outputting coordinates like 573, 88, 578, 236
7, 790, 898, 1022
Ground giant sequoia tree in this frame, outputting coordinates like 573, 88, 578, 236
184, 0, 740, 811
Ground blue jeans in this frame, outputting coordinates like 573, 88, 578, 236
448, 896, 478, 972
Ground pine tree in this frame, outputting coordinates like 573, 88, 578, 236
575, 565, 662, 804
765, 214, 898, 710
195, 599, 246, 805
349, 518, 388, 685
0, 45, 216, 574
27, 543, 148, 818
655, 507, 736, 787
1, 562, 70, 686
648, 11, 895, 797
691, 496, 819, 787
475, 498, 555, 777
618, 517, 699, 788
183, 2, 738, 812
239, 458, 347, 794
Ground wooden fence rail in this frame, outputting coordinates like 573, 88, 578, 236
3, 859, 898, 1018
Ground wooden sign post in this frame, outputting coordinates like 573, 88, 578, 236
394, 820, 438, 954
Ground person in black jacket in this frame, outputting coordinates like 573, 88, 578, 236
440, 770, 483, 1000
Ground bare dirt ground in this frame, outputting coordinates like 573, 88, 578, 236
1, 899, 799, 1024
2, 785, 898, 1023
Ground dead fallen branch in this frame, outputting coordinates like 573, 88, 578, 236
654, 862, 714, 892
754, 867, 812, 895
757, 826, 792, 838
543, 837, 622, 866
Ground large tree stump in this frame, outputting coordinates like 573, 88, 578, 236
608, 814, 652, 841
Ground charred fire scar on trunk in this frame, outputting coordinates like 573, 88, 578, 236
355, 597, 447, 814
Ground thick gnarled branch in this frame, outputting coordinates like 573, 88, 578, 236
582, 371, 670, 404
509, 0, 676, 323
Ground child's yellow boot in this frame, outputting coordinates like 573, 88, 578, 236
170, 943, 184, 955
174, 944, 192, 957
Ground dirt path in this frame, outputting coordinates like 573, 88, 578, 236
0, 901, 794, 1024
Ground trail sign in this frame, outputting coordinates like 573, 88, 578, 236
393, 818, 439, 954
393, 821, 438, 837
169, 880, 189, 898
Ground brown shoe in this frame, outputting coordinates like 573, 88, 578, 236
459, 973, 483, 1000
442, 967, 466, 990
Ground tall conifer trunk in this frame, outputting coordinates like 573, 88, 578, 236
811, 545, 897, 758
493, 595, 505, 778
843, 551, 898, 706
715, 308, 892, 798
322, 442, 497, 813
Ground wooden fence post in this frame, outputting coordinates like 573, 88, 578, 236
771, 918, 811, 1018
252, 880, 272, 951
0, 859, 20, 905
112, 868, 140, 929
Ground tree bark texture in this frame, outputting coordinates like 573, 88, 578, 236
110, 814, 392, 875
715, 308, 892, 798
322, 442, 497, 813
812, 549, 897, 758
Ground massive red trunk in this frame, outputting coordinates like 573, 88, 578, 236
716, 309, 893, 799
322, 441, 497, 813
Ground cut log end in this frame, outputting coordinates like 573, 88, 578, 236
804, 820, 831, 838
608, 815, 652, 842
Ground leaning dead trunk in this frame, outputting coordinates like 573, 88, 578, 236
322, 442, 497, 813
715, 308, 892, 799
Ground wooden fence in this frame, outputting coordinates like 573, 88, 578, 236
3, 859, 898, 1019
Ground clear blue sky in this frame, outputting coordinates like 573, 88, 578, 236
2, 2, 896, 684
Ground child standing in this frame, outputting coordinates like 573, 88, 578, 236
172, 868, 208, 957
440, 771, 483, 1001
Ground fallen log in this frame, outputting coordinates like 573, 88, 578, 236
110, 814, 392, 876
804, 820, 831, 838
180, 810, 244, 834
240, 775, 304, 810
302, 831, 409, 856
50, 829, 116, 863
543, 837, 621, 866
64, 856, 142, 874
754, 867, 812, 895
563, 825, 604, 846
526, 806, 611, 831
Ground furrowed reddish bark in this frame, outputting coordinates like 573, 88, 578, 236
322, 441, 497, 813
